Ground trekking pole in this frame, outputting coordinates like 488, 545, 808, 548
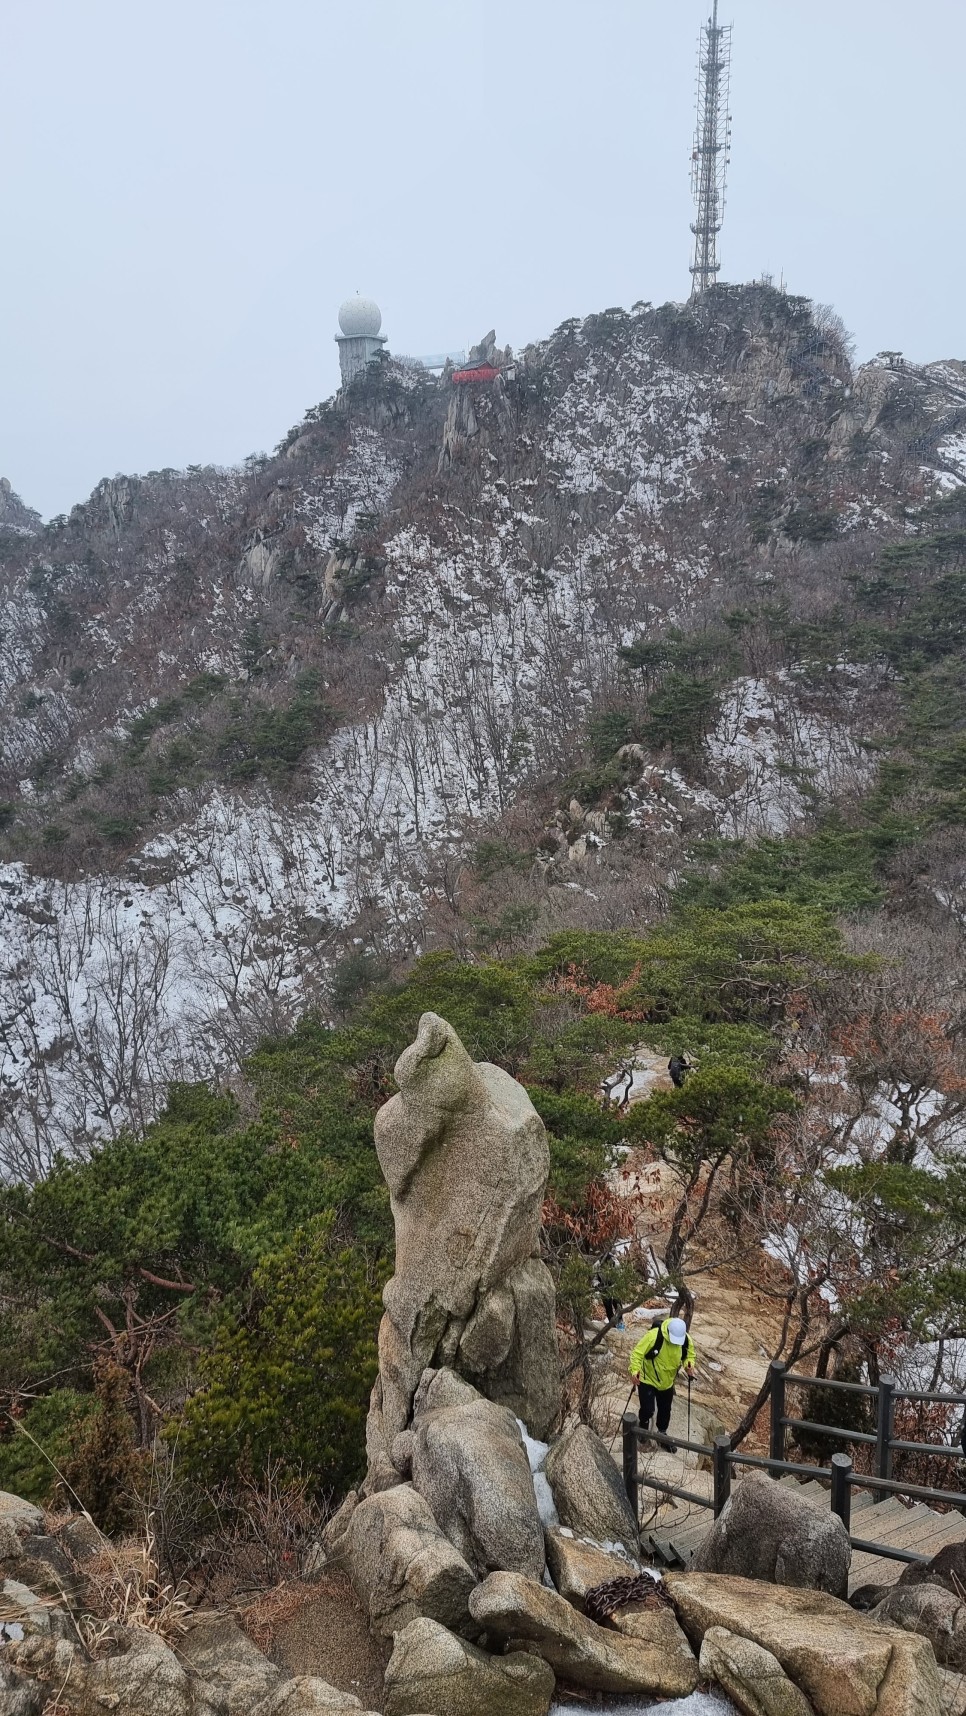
687, 1371, 692, 1443
609, 1382, 637, 1454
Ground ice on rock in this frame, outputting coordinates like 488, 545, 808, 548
517, 1418, 550, 1473
533, 1470, 560, 1530
552, 1694, 738, 1715
517, 1418, 559, 1527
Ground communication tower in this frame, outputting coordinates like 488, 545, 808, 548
689, 0, 733, 298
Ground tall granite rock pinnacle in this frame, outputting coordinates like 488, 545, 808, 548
364, 1012, 559, 1491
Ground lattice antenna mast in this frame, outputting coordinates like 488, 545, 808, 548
689, 0, 732, 298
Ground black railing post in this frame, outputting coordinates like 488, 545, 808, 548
713, 1434, 732, 1517
875, 1376, 896, 1505
622, 1412, 639, 1524
769, 1361, 787, 1472
829, 1452, 853, 1599
830, 1452, 852, 1532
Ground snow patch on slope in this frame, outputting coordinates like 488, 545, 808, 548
549, 336, 714, 518
706, 672, 875, 838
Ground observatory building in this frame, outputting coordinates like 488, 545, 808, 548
335, 296, 387, 386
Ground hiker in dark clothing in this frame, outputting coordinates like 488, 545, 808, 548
595, 1250, 624, 1331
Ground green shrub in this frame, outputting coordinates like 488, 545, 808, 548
643, 673, 721, 759
62, 1360, 146, 1534
0, 1390, 100, 1506
784, 507, 840, 543
587, 710, 637, 764
177, 1215, 381, 1495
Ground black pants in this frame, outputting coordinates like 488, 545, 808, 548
602, 1297, 622, 1323
638, 1382, 674, 1432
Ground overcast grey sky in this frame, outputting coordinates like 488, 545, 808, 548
3, 0, 963, 519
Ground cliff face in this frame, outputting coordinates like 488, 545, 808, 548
0, 284, 963, 1170
0, 477, 41, 536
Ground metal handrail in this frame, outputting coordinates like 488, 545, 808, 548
621, 1363, 966, 1575
890, 1436, 965, 1459
640, 1479, 713, 1510
781, 1414, 878, 1447
784, 1367, 966, 1412
848, 1538, 930, 1566
896, 1387, 966, 1407
830, 1454, 952, 1565
846, 1470, 966, 1508
729, 1451, 833, 1480
784, 1370, 878, 1398
627, 1426, 715, 1460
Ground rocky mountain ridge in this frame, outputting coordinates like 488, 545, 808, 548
1, 283, 965, 1172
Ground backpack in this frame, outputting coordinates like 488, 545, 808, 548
646, 1322, 666, 1361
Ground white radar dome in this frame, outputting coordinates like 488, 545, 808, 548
338, 296, 382, 338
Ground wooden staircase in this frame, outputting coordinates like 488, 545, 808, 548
642, 1472, 966, 1593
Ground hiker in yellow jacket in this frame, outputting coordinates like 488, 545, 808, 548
629, 1316, 696, 1450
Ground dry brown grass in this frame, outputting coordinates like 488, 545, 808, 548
78, 1538, 192, 1651
0, 1591, 61, 1627
240, 1580, 315, 1655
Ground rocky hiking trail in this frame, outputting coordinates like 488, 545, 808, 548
595, 1298, 966, 1596
597, 1150, 966, 1596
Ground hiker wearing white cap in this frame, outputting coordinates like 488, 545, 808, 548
629, 1315, 696, 1449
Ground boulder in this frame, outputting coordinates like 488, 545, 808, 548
872, 1584, 966, 1673
60, 1626, 224, 1716
391, 1431, 414, 1479
56, 1513, 105, 1561
851, 1583, 895, 1612
544, 1529, 638, 1609
0, 1494, 44, 1543
179, 1612, 282, 1713
410, 1370, 544, 1581
344, 1484, 477, 1637
692, 1474, 851, 1597
366, 1013, 559, 1489
3, 1534, 82, 1605
468, 1570, 699, 1697
898, 1542, 966, 1600
300, 1540, 327, 1581
699, 1625, 816, 1716
0, 1578, 72, 1641
0, 1662, 45, 1716
382, 1615, 554, 1716
0, 1516, 23, 1561
666, 1571, 943, 1716
3, 1634, 78, 1689
320, 1492, 358, 1567
939, 1667, 966, 1716
543, 1423, 639, 1557
251, 1680, 371, 1714
607, 1602, 698, 1665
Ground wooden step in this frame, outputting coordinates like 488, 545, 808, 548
850, 1514, 966, 1588
857, 1510, 953, 1551
668, 1518, 714, 1553
853, 1499, 919, 1531
866, 1511, 966, 1558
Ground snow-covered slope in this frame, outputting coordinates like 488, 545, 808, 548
1, 285, 962, 1172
